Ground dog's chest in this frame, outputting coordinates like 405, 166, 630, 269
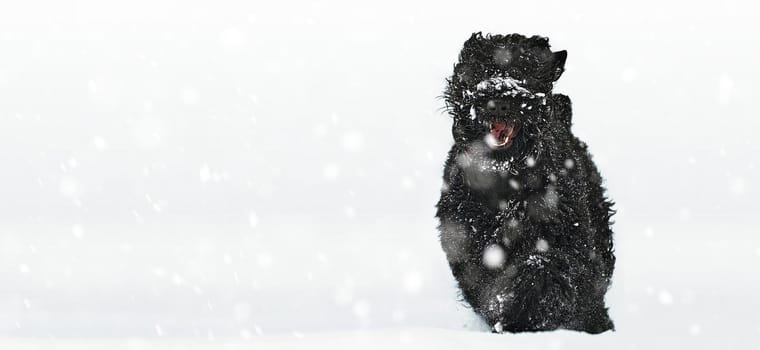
458, 162, 548, 207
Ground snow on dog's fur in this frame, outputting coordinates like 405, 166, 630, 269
436, 32, 616, 334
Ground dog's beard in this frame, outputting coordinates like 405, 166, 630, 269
458, 139, 521, 178
457, 124, 540, 177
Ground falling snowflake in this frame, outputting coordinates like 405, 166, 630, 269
352, 299, 371, 319
92, 136, 108, 151
248, 211, 259, 229
536, 239, 549, 252
71, 225, 84, 239
322, 163, 340, 180
658, 290, 673, 305
482, 245, 506, 269
341, 130, 365, 152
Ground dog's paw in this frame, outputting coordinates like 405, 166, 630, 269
492, 321, 504, 333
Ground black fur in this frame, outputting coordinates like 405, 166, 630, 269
436, 32, 615, 334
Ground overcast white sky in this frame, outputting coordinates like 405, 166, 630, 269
1, 0, 759, 347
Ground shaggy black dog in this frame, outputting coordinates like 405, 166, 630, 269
435, 32, 615, 334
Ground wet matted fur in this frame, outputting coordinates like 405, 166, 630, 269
435, 32, 615, 334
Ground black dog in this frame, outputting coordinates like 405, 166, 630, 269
436, 32, 615, 334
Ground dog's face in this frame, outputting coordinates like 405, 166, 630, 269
444, 33, 567, 160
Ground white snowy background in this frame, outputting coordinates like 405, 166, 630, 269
1, 0, 759, 349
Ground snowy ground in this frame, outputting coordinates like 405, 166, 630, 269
0, 328, 686, 350
2, 0, 760, 348
2, 219, 759, 349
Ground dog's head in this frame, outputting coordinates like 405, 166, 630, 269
444, 32, 567, 161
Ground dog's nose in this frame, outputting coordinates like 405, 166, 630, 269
486, 99, 510, 113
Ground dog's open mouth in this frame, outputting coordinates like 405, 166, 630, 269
485, 119, 519, 149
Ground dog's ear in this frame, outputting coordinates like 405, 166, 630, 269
552, 50, 567, 81
461, 32, 485, 55
464, 32, 483, 46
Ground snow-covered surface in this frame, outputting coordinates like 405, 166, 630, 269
2, 0, 760, 348
3, 220, 759, 348
0, 328, 672, 350
476, 76, 532, 96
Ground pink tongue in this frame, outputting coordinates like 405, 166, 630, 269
490, 120, 511, 141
